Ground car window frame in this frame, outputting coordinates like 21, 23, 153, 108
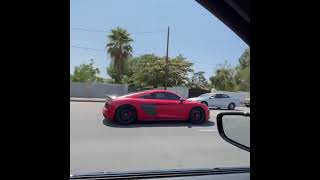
221, 94, 230, 98
215, 94, 223, 98
151, 92, 181, 101
139, 93, 154, 99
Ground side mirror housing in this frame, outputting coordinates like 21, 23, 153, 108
216, 112, 250, 152
179, 97, 185, 103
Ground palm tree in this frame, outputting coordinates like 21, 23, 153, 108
106, 27, 133, 83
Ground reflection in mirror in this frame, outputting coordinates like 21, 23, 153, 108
222, 115, 250, 148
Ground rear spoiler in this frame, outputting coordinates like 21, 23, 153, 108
105, 95, 112, 101
105, 95, 117, 103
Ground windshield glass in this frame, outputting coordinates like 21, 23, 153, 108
70, 0, 250, 174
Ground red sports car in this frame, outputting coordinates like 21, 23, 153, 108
103, 89, 210, 124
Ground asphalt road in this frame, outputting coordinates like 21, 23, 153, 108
70, 102, 250, 174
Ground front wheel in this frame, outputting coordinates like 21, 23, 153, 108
115, 105, 137, 125
189, 107, 205, 124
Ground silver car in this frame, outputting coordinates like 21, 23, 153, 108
188, 93, 240, 110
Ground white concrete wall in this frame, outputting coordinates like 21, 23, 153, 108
153, 86, 189, 98
70, 82, 128, 98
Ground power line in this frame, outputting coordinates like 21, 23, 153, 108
71, 45, 145, 56
71, 45, 218, 67
71, 45, 105, 51
71, 27, 106, 32
71, 27, 166, 34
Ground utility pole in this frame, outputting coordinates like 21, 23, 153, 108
164, 26, 170, 90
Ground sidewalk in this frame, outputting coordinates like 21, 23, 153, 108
70, 97, 105, 102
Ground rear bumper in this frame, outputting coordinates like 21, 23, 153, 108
103, 107, 116, 120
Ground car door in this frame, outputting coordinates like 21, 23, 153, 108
137, 93, 157, 120
220, 94, 231, 108
151, 92, 186, 120
213, 94, 224, 108
207, 94, 216, 107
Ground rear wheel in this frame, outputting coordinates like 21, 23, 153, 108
115, 105, 137, 125
228, 103, 236, 110
201, 101, 208, 106
189, 107, 205, 124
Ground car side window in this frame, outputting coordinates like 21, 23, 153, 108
215, 94, 223, 98
163, 92, 180, 100
222, 94, 230, 98
151, 92, 180, 100
151, 92, 166, 100
140, 94, 153, 99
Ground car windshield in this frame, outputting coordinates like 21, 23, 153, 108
70, 0, 250, 175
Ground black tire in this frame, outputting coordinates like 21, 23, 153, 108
201, 101, 208, 106
189, 107, 205, 124
115, 105, 137, 125
228, 103, 236, 110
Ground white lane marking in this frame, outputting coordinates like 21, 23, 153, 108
198, 129, 218, 132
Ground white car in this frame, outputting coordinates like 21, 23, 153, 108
188, 93, 240, 110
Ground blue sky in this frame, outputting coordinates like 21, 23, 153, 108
70, 0, 248, 80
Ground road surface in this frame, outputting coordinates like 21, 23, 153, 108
70, 102, 250, 174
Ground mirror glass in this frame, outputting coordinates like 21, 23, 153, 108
222, 115, 250, 148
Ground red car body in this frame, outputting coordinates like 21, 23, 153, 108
103, 90, 210, 122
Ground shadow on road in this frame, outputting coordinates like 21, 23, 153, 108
103, 119, 215, 128
209, 107, 245, 111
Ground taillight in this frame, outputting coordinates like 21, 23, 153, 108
105, 102, 110, 108
105, 96, 113, 109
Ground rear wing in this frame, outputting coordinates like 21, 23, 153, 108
105, 95, 115, 104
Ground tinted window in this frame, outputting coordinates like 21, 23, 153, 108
215, 94, 223, 98
222, 94, 230, 98
164, 92, 181, 100
151, 92, 180, 100
140, 94, 153, 99
215, 94, 230, 98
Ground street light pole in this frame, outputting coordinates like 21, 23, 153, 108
164, 26, 170, 90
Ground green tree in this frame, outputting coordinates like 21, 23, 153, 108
209, 68, 236, 91
188, 71, 209, 89
167, 55, 193, 86
235, 48, 250, 91
131, 54, 165, 88
239, 48, 250, 69
104, 78, 115, 83
106, 27, 133, 83
106, 56, 136, 84
209, 48, 250, 92
209, 61, 237, 91
120, 54, 193, 88
70, 59, 103, 83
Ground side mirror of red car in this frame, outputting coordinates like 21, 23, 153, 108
179, 97, 185, 103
